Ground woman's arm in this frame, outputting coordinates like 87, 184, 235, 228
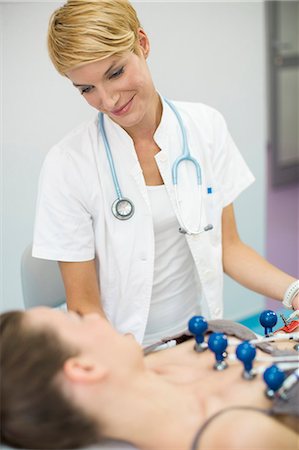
222, 203, 298, 309
59, 259, 108, 319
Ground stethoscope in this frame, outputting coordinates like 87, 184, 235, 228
98, 98, 213, 235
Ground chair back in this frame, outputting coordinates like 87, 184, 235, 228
21, 245, 66, 309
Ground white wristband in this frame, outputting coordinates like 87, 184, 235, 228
282, 280, 299, 310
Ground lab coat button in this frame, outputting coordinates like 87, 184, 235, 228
140, 255, 147, 261
214, 307, 221, 315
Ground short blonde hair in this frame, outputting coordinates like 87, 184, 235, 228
48, 0, 141, 75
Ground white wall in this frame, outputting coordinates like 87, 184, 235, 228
1, 1, 266, 320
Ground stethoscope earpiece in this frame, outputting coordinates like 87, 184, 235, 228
179, 224, 213, 236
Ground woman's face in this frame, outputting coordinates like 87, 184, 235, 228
26, 307, 144, 373
66, 30, 157, 131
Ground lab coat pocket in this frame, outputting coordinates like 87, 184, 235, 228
204, 191, 222, 246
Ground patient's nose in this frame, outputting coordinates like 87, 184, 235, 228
85, 312, 103, 321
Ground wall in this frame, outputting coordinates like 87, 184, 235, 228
1, 1, 266, 321
266, 153, 299, 311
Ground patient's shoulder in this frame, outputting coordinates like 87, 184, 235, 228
195, 408, 298, 450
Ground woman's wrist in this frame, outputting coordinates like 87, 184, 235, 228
282, 280, 299, 310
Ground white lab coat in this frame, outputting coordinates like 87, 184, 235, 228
33, 98, 254, 342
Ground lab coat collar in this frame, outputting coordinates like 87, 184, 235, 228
100, 113, 138, 160
99, 94, 179, 180
154, 94, 180, 149
100, 92, 179, 154
154, 95, 183, 183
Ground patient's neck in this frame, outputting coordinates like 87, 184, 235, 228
97, 369, 202, 450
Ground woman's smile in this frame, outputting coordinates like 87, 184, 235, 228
111, 95, 135, 116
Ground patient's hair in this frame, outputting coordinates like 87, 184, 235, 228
0, 311, 100, 449
48, 0, 141, 75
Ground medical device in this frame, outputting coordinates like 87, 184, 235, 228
276, 368, 299, 400
144, 309, 299, 399
188, 310, 299, 396
98, 99, 213, 235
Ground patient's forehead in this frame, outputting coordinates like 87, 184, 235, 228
24, 307, 112, 341
27, 306, 62, 321
25, 307, 70, 331
24, 308, 84, 350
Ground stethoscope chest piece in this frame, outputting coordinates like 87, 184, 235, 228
112, 197, 135, 220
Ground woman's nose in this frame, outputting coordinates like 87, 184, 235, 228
96, 88, 119, 111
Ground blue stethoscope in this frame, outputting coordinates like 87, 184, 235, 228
98, 98, 213, 235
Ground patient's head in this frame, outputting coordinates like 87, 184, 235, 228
0, 308, 141, 449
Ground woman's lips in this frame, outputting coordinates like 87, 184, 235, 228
111, 96, 134, 116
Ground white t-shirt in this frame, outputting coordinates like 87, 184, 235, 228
33, 97, 255, 343
143, 185, 201, 345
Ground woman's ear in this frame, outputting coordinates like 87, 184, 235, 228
137, 28, 150, 58
63, 357, 108, 384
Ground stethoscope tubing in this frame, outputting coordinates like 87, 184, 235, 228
98, 112, 123, 200
98, 98, 208, 234
164, 98, 202, 186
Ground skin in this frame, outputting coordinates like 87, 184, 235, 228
26, 307, 298, 450
58, 28, 298, 320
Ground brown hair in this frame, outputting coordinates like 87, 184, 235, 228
48, 0, 141, 75
0, 311, 100, 449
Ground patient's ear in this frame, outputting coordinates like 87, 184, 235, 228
63, 357, 108, 383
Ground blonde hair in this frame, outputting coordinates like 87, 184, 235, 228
48, 0, 141, 75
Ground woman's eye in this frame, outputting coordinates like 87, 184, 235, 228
80, 86, 93, 95
109, 67, 124, 80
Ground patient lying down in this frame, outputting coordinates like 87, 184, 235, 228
0, 307, 298, 450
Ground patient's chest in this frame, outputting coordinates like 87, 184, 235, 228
145, 339, 219, 372
145, 339, 272, 411
145, 331, 299, 434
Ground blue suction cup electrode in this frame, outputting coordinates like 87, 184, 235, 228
188, 316, 208, 352
259, 310, 278, 336
263, 364, 285, 398
236, 341, 257, 380
208, 332, 228, 371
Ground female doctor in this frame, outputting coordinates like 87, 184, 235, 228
33, 0, 298, 345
